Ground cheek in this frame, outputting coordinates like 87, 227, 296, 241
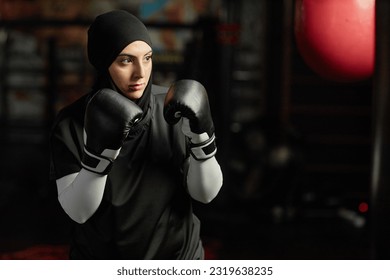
109, 68, 128, 86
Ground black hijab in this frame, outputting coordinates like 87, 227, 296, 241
87, 10, 153, 111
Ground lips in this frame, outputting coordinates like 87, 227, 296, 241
128, 83, 144, 91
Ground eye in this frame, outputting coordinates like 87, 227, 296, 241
117, 55, 134, 64
144, 54, 153, 62
121, 57, 133, 64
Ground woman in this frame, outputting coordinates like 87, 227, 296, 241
49, 10, 223, 259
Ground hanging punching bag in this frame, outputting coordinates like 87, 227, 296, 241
294, 0, 375, 82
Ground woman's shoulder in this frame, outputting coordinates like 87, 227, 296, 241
150, 84, 169, 109
51, 94, 89, 131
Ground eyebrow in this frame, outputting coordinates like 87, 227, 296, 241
117, 51, 153, 58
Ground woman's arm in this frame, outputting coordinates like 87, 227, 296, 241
163, 80, 223, 203
56, 169, 107, 224
54, 89, 143, 224
186, 155, 223, 203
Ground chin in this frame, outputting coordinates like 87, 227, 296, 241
123, 91, 143, 101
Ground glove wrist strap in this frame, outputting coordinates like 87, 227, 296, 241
81, 147, 113, 175
190, 134, 217, 160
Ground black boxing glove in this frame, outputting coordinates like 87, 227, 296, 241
164, 79, 217, 160
82, 88, 143, 174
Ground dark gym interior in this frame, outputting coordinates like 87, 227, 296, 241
0, 0, 388, 260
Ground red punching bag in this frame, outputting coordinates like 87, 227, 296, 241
294, 0, 375, 82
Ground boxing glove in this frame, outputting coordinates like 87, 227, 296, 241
164, 79, 217, 160
82, 88, 143, 174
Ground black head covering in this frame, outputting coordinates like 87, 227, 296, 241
88, 10, 152, 71
87, 10, 153, 111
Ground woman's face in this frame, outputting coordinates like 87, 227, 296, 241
108, 40, 153, 100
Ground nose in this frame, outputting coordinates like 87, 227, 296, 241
133, 60, 145, 79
